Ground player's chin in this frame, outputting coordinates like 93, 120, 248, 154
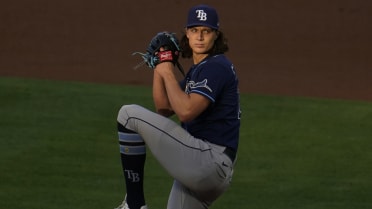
192, 47, 209, 54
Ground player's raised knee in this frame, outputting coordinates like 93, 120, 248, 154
117, 104, 142, 122
118, 104, 132, 123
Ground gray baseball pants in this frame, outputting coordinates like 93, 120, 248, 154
117, 104, 235, 209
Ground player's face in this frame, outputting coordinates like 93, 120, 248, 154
186, 26, 218, 56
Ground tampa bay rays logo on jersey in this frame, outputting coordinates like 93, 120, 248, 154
196, 10, 207, 21
186, 79, 212, 94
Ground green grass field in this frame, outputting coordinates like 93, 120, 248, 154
1, 77, 372, 209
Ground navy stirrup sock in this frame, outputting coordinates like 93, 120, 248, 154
117, 122, 146, 209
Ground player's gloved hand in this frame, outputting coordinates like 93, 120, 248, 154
133, 31, 181, 69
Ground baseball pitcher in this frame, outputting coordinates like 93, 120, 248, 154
114, 4, 241, 209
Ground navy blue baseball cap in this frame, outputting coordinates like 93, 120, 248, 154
186, 4, 219, 30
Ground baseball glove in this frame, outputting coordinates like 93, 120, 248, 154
133, 32, 185, 76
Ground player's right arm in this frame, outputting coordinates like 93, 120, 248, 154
153, 70, 175, 117
155, 62, 210, 123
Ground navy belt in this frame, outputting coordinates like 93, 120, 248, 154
223, 147, 236, 162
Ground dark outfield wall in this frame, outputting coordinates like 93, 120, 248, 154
0, 0, 371, 101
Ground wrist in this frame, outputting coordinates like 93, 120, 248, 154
156, 62, 174, 68
155, 62, 176, 80
155, 62, 174, 74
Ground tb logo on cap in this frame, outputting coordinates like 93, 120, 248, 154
195, 10, 207, 21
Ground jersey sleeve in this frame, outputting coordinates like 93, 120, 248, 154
189, 62, 228, 103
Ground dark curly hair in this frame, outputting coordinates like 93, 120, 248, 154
180, 30, 229, 58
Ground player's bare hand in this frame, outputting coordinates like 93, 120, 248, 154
154, 62, 175, 77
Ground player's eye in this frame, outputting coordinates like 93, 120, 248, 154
201, 29, 213, 34
188, 28, 214, 35
189, 28, 198, 33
